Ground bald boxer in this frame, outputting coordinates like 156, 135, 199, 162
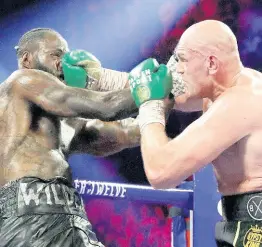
130, 20, 262, 247
0, 28, 142, 247
88, 19, 262, 246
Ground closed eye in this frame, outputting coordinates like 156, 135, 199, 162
50, 49, 64, 57
51, 52, 62, 57
178, 55, 187, 62
176, 53, 187, 62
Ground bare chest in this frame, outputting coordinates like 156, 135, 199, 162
213, 132, 262, 193
213, 142, 244, 176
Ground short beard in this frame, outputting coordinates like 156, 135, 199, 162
34, 59, 63, 80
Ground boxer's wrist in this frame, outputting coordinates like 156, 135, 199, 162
95, 68, 128, 91
138, 100, 165, 133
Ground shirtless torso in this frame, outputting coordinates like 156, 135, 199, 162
0, 69, 138, 186
0, 79, 70, 185
203, 68, 262, 195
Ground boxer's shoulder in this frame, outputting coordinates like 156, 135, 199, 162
238, 68, 262, 89
8, 69, 64, 96
208, 83, 256, 116
9, 69, 47, 78
205, 73, 262, 127
8, 69, 62, 84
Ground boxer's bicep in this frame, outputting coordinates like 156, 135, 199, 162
173, 95, 251, 169
192, 97, 253, 164
157, 95, 253, 188
13, 69, 137, 120
12, 69, 78, 117
61, 88, 137, 120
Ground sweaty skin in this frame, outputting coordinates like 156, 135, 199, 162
0, 31, 139, 186
139, 20, 262, 196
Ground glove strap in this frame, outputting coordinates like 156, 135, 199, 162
139, 100, 165, 133
90, 68, 128, 91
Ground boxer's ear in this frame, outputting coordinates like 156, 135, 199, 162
206, 55, 219, 75
21, 51, 33, 69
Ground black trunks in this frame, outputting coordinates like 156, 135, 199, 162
0, 176, 104, 247
216, 191, 262, 247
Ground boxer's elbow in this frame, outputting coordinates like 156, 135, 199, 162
148, 172, 182, 189
98, 108, 125, 121
147, 173, 179, 189
101, 90, 137, 121
145, 155, 192, 189
102, 102, 131, 121
145, 164, 173, 189
142, 151, 169, 189
96, 110, 119, 121
147, 176, 168, 189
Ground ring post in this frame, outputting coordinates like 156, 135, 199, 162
193, 164, 222, 247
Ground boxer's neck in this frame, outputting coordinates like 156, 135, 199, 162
209, 63, 244, 101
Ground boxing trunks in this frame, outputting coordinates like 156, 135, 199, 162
216, 191, 262, 247
0, 176, 104, 247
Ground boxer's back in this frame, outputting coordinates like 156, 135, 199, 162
0, 73, 70, 186
211, 68, 262, 195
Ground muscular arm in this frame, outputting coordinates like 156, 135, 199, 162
90, 68, 130, 91
96, 63, 202, 112
65, 118, 140, 156
12, 69, 137, 121
140, 90, 257, 189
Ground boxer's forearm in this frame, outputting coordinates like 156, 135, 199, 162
100, 88, 138, 120
88, 68, 129, 91
99, 69, 129, 90
141, 124, 170, 187
65, 50, 129, 92
68, 119, 140, 156
141, 123, 191, 189
62, 87, 137, 121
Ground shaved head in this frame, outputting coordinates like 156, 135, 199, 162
175, 20, 243, 100
177, 20, 240, 61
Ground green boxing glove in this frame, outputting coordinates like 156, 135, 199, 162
62, 50, 102, 88
128, 58, 173, 107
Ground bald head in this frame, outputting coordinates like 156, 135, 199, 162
177, 20, 239, 60
174, 21, 243, 100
